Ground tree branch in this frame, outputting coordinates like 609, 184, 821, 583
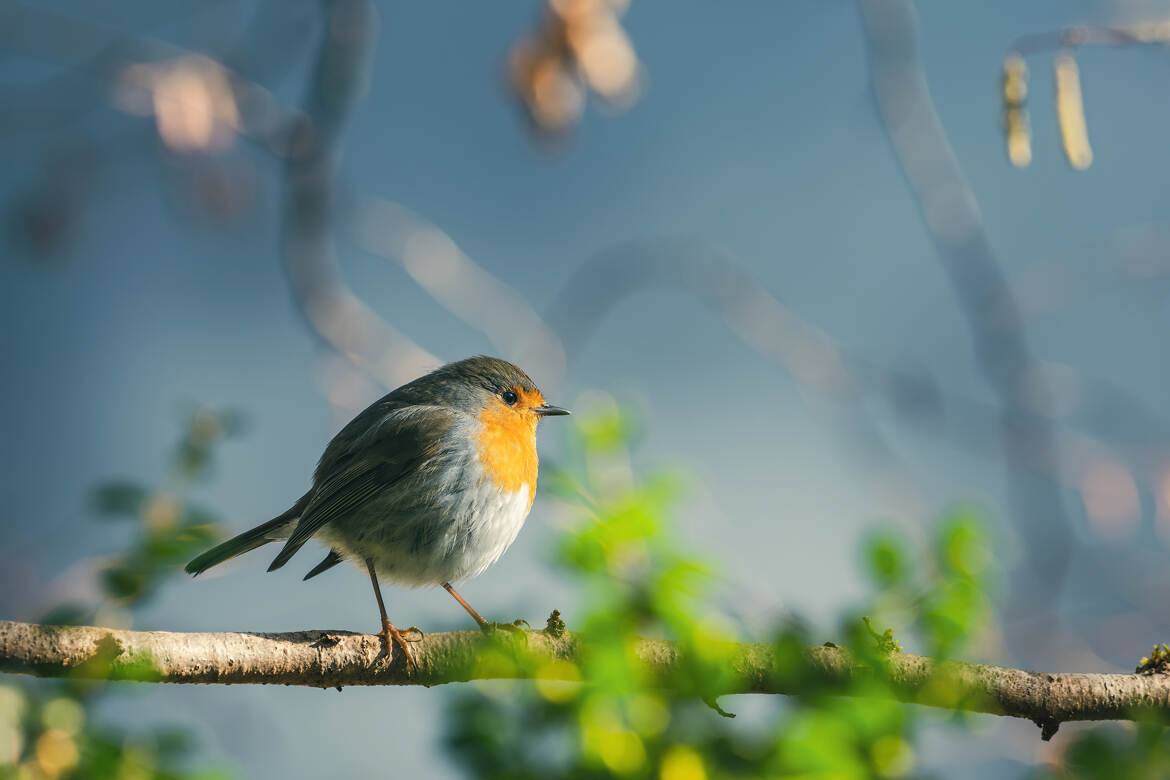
2, 621, 1167, 737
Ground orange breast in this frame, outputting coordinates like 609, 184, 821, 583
475, 398, 538, 508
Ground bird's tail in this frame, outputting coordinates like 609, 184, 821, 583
185, 492, 310, 576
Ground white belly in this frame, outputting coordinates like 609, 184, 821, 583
319, 478, 532, 587
441, 481, 532, 581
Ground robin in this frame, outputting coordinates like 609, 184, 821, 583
185, 355, 569, 666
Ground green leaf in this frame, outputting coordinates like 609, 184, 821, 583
936, 509, 990, 578
101, 566, 147, 601
863, 531, 910, 588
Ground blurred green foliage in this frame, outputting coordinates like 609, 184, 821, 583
1, 400, 1167, 778
1, 407, 241, 780
445, 401, 1170, 779
859, 509, 994, 663
445, 401, 997, 779
1031, 723, 1170, 780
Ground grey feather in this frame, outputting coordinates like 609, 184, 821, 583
303, 549, 346, 580
184, 491, 310, 576
266, 466, 387, 571
266, 405, 460, 572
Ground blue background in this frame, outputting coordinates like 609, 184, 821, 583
3, 0, 1170, 776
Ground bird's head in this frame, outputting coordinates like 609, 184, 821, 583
407, 356, 567, 497
408, 355, 569, 429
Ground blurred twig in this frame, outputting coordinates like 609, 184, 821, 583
547, 239, 927, 525
280, 0, 438, 391
220, 0, 318, 87
546, 240, 1170, 493
1002, 17, 1170, 170
0, 3, 185, 134
1, 2, 540, 401
0, 2, 309, 138
2, 1, 558, 406
549, 240, 852, 396
859, 0, 1071, 646
347, 197, 567, 388
1011, 19, 1170, 55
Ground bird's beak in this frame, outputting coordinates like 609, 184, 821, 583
533, 404, 570, 417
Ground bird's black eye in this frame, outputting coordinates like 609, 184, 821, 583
502, 390, 518, 406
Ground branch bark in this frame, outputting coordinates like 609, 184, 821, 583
2, 621, 1167, 737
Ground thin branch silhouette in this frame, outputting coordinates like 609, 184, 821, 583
859, 0, 1071, 654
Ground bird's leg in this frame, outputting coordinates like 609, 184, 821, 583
442, 582, 528, 636
442, 581, 489, 628
366, 560, 419, 667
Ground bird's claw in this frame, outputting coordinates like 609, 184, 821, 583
376, 621, 419, 668
400, 626, 424, 643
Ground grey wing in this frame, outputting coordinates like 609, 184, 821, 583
266, 462, 399, 572
266, 405, 458, 572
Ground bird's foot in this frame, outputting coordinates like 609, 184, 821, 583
376, 618, 418, 668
